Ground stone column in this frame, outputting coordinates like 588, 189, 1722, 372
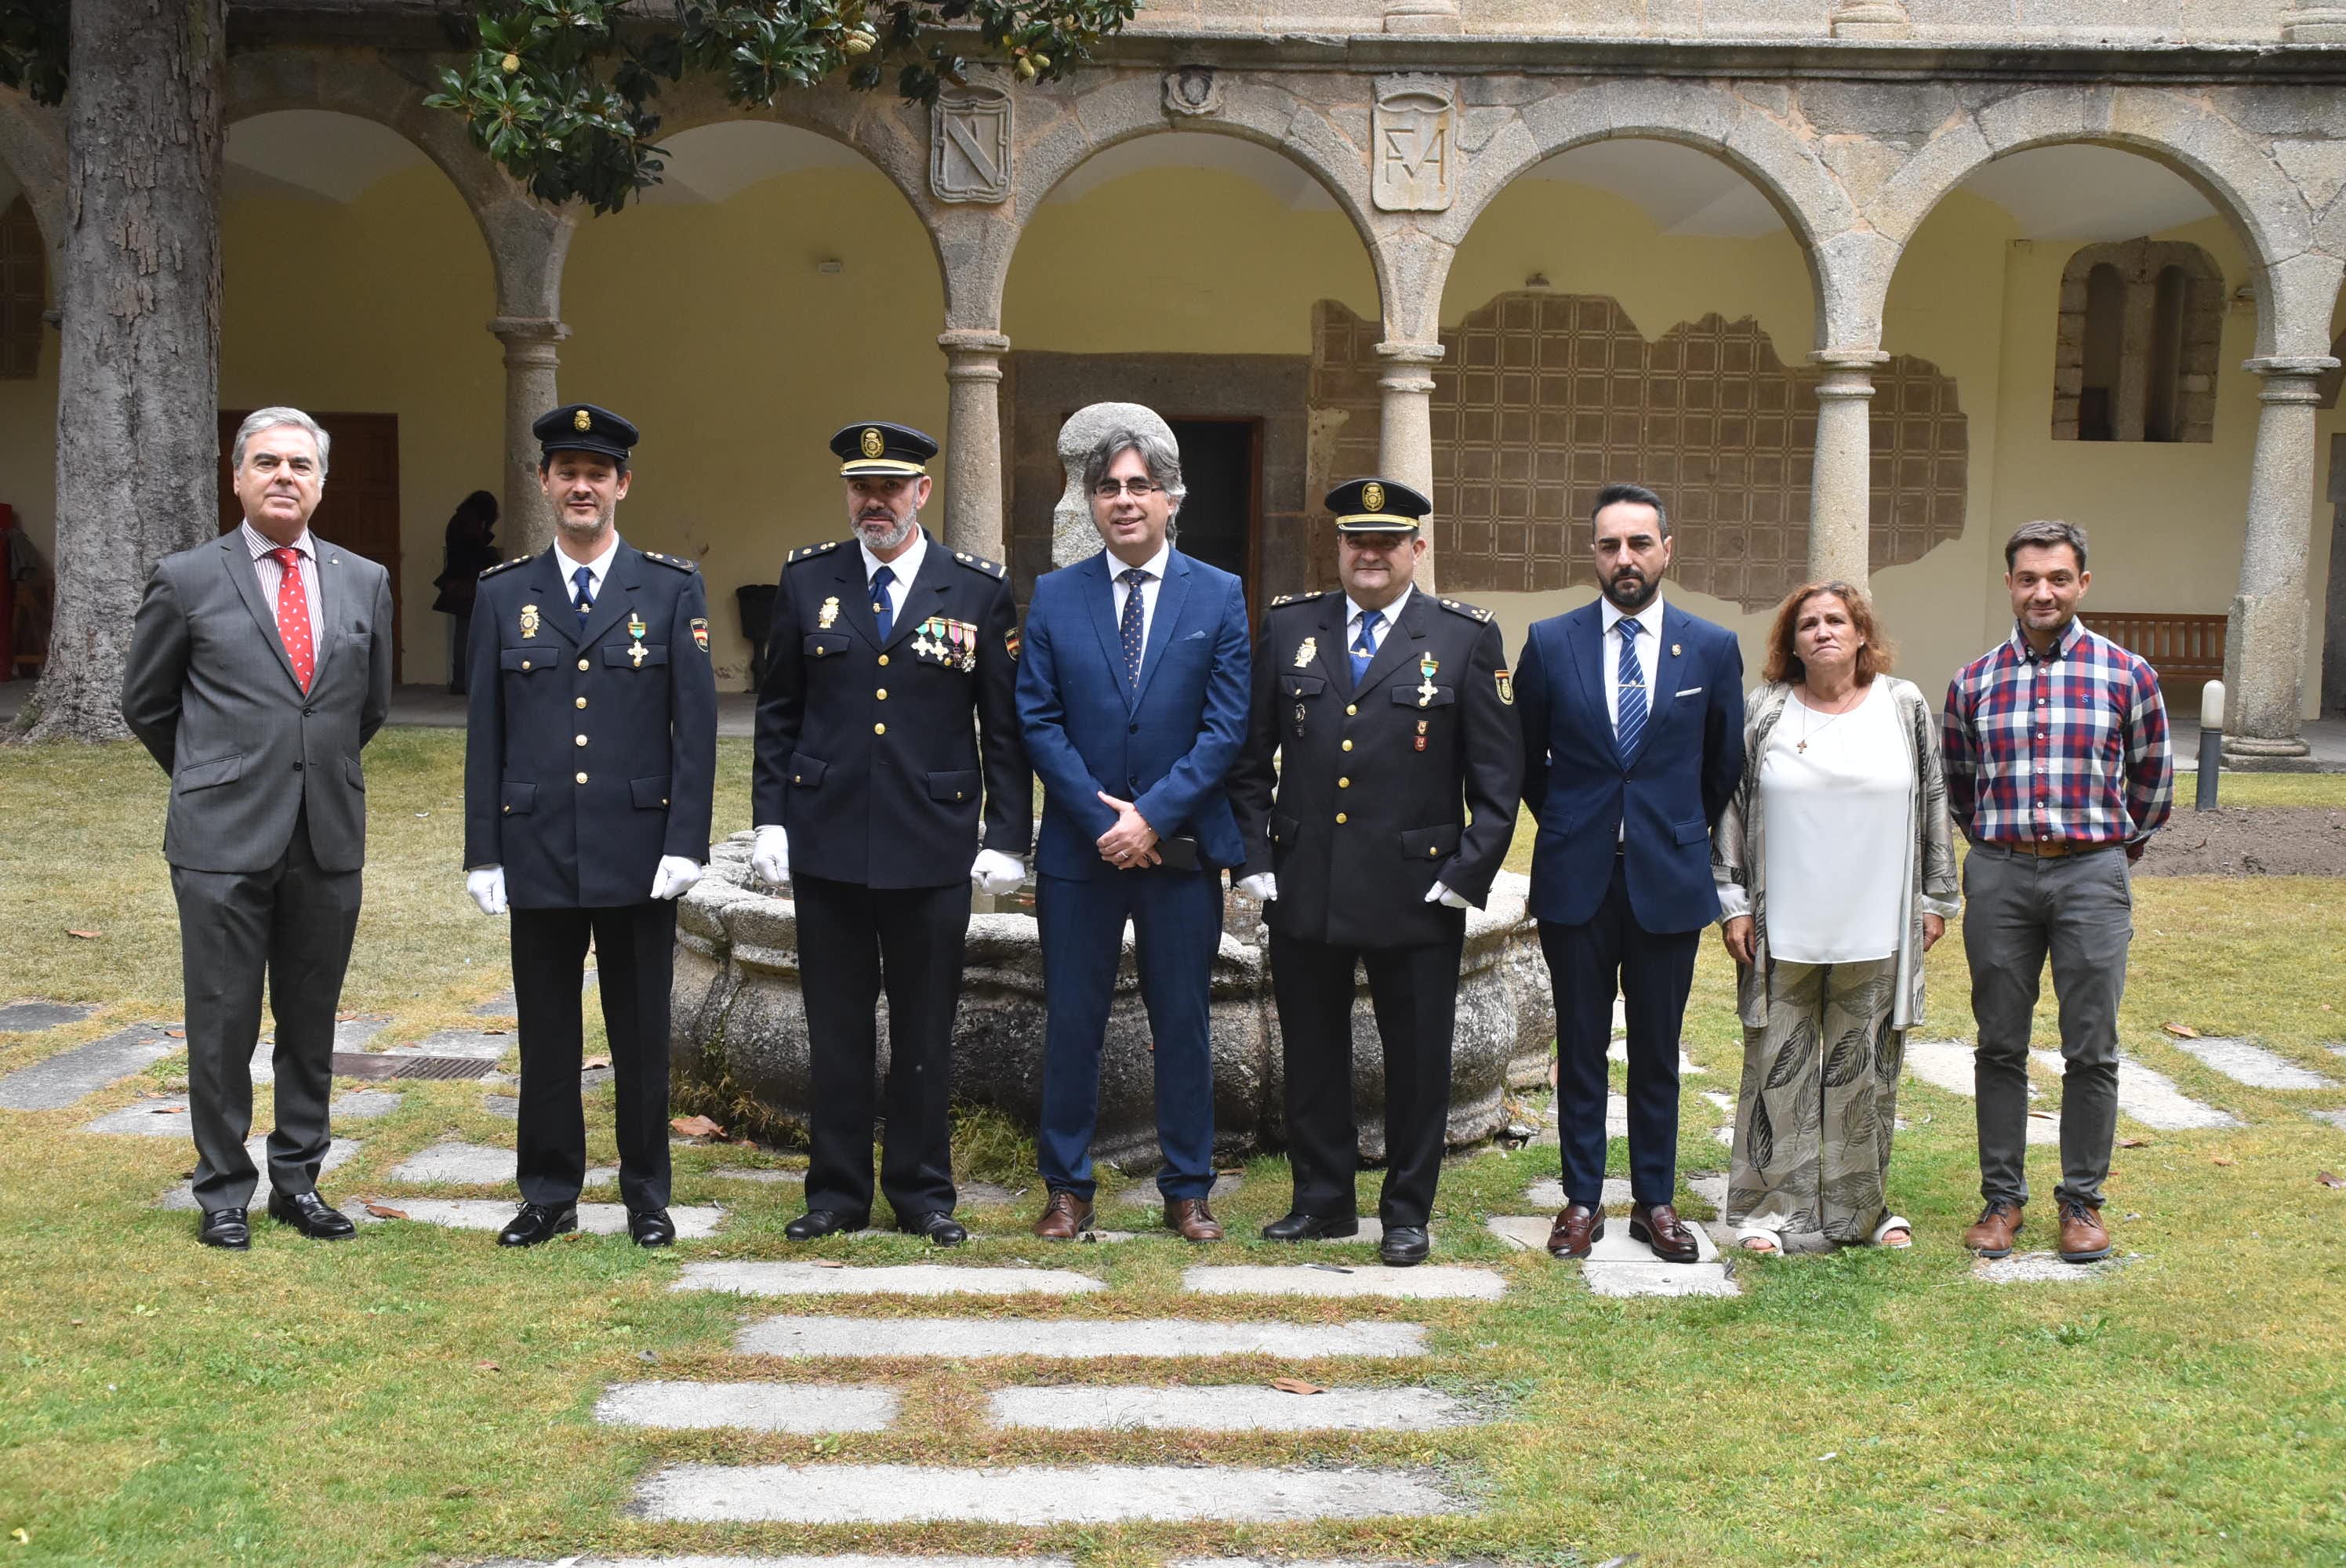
1807, 350, 1886, 586
939, 328, 1011, 561
2221, 354, 2337, 765
488, 315, 569, 557
1375, 339, 1444, 590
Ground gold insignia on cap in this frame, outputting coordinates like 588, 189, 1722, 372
860, 427, 885, 459
1360, 481, 1385, 514
572, 408, 592, 432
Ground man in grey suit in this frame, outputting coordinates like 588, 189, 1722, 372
122, 406, 394, 1250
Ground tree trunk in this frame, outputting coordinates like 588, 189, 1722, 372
22, 0, 223, 742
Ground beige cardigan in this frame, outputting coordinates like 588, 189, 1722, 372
1711, 676, 1959, 1031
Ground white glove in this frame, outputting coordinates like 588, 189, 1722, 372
971, 848, 1026, 896
1237, 872, 1277, 902
467, 866, 507, 916
750, 825, 790, 885
650, 855, 703, 901
1425, 880, 1471, 910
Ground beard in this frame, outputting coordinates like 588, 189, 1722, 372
855, 509, 918, 553
555, 498, 616, 539
1602, 565, 1660, 612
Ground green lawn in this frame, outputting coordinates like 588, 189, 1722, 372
1, 734, 2342, 1566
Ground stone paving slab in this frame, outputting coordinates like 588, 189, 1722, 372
358, 1200, 724, 1237
1523, 1174, 1729, 1212
156, 1138, 365, 1210
1113, 1171, 1244, 1212
734, 1316, 1430, 1360
481, 1558, 1070, 1568
387, 1028, 512, 1061
595, 1381, 900, 1432
2309, 1109, 2346, 1131
2166, 1036, 2337, 1091
1973, 1251, 2140, 1283
483, 1094, 520, 1119
248, 1016, 397, 1083
1484, 1214, 1738, 1298
0, 1025, 182, 1110
675, 1261, 1102, 1298
87, 1090, 404, 1134
2031, 1050, 2242, 1131
708, 1167, 803, 1184
1607, 1041, 1707, 1074
1485, 1214, 1724, 1264
332, 1089, 405, 1120
386, 1142, 615, 1189
632, 1463, 1462, 1523
1902, 1039, 2056, 1142
1181, 1265, 1505, 1301
0, 1000, 98, 1033
988, 1385, 1476, 1432
471, 992, 519, 1016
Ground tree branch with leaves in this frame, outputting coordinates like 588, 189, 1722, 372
425, 0, 1137, 214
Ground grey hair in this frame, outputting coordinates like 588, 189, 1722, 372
2004, 518, 2088, 572
231, 407, 331, 478
1083, 427, 1186, 510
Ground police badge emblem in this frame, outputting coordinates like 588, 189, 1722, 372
818, 596, 841, 630
1494, 668, 1515, 706
690, 617, 710, 652
860, 427, 885, 459
1360, 481, 1385, 514
519, 603, 540, 640
572, 408, 592, 432
1293, 637, 1317, 669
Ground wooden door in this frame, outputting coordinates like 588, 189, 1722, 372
220, 411, 402, 681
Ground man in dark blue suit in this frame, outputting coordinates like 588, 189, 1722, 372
1516, 482, 1744, 1264
1015, 426, 1251, 1243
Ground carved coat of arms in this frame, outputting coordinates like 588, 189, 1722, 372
1372, 74, 1458, 212
932, 83, 1014, 204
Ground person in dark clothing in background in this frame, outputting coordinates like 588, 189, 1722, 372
433, 490, 501, 694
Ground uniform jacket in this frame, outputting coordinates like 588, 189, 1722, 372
463, 539, 718, 909
750, 530, 1030, 888
121, 531, 394, 874
1230, 588, 1523, 949
1516, 598, 1745, 933
1015, 547, 1251, 880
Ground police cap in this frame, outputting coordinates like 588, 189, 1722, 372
1327, 476, 1431, 534
832, 421, 938, 478
535, 404, 638, 466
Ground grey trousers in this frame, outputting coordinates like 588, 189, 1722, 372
1963, 842, 2133, 1209
170, 809, 363, 1213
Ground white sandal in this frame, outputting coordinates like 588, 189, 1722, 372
1734, 1223, 1785, 1255
1871, 1213, 1913, 1250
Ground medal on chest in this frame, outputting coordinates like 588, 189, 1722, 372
626, 612, 648, 668
519, 603, 539, 641
1417, 654, 1440, 707
817, 595, 841, 630
1416, 718, 1429, 753
1293, 637, 1316, 670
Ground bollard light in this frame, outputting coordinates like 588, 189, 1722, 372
2196, 679, 2224, 811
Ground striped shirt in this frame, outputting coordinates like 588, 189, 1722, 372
1941, 617, 2173, 848
241, 520, 323, 653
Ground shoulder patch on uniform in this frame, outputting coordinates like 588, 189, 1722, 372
786, 540, 843, 565
1436, 597, 1494, 623
479, 556, 532, 579
950, 550, 1008, 579
1269, 589, 1335, 608
642, 550, 697, 572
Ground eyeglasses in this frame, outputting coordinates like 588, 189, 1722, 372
1091, 479, 1162, 499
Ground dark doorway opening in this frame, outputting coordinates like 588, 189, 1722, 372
1166, 416, 1262, 618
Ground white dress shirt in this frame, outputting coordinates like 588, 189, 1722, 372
1599, 593, 1667, 731
859, 527, 928, 622
553, 532, 622, 611
1108, 538, 1174, 652
1344, 584, 1413, 658
240, 520, 322, 650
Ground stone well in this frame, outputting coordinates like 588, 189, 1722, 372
670, 832, 1556, 1171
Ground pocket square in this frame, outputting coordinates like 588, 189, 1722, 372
1186, 628, 1207, 639
1675, 686, 1703, 697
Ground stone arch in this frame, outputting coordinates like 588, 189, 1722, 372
1864, 86, 2337, 360
0, 90, 66, 274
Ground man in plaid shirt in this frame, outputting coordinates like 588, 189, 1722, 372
1941, 520, 2172, 1265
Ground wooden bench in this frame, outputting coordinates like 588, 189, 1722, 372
2087, 611, 2226, 697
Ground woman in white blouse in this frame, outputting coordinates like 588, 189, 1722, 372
1712, 582, 1958, 1255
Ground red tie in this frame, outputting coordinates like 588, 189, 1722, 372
269, 546, 314, 692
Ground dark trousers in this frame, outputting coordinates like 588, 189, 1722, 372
1539, 854, 1700, 1207
793, 874, 966, 1222
1035, 866, 1221, 1201
510, 901, 674, 1213
1269, 920, 1464, 1229
171, 808, 361, 1214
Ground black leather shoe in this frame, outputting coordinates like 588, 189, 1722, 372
900, 1211, 968, 1247
498, 1202, 578, 1247
267, 1189, 356, 1240
1261, 1210, 1360, 1242
199, 1207, 250, 1250
629, 1208, 677, 1248
1378, 1225, 1430, 1267
785, 1207, 866, 1242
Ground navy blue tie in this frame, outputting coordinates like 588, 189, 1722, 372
572, 564, 594, 629
1349, 608, 1383, 690
1615, 617, 1647, 755
1118, 568, 1149, 687
870, 564, 895, 645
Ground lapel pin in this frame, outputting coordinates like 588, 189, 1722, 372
1671, 642, 1682, 657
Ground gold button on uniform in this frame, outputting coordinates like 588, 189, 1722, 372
577, 659, 590, 671
574, 734, 587, 746
574, 771, 587, 784
1335, 812, 1348, 824
1341, 739, 1353, 751
877, 654, 889, 666
574, 696, 586, 710
874, 722, 886, 735
876, 688, 888, 700
1338, 777, 1350, 789
520, 659, 532, 670
794, 774, 802, 784
1346, 703, 1357, 716
1429, 846, 1439, 857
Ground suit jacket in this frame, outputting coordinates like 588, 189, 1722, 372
750, 530, 1030, 888
463, 540, 718, 909
1229, 588, 1523, 949
121, 530, 394, 874
1015, 546, 1251, 880
1516, 598, 1745, 933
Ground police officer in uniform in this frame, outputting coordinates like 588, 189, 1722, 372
750, 421, 1030, 1247
1229, 478, 1523, 1266
463, 405, 718, 1249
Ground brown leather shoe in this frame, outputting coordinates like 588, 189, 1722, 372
1545, 1203, 1603, 1259
2057, 1199, 2112, 1263
1031, 1189, 1093, 1240
1629, 1202, 1698, 1264
1963, 1197, 2025, 1258
1164, 1197, 1224, 1242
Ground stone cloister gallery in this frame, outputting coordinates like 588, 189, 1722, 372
3, 5, 2345, 763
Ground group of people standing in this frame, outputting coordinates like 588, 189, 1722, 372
123, 402, 2170, 1272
